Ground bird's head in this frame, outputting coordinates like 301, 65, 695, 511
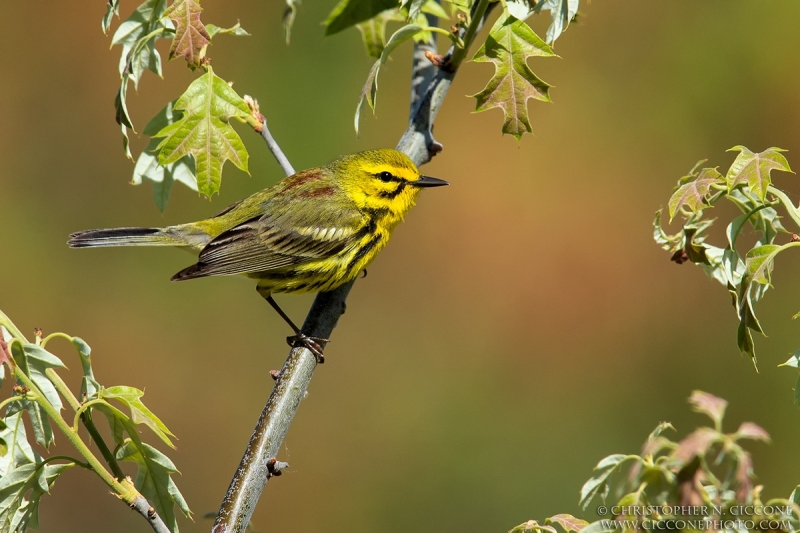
332, 149, 448, 216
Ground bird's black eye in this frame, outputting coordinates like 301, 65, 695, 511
378, 171, 394, 182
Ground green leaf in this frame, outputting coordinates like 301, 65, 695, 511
154, 67, 250, 197
726, 146, 793, 200
163, 0, 211, 69
546, 514, 589, 533
780, 351, 800, 368
100, 386, 176, 448
667, 168, 723, 221
115, 77, 135, 160
534, 0, 579, 44
401, 0, 426, 21
325, 0, 397, 36
111, 0, 171, 89
646, 421, 675, 442
579, 454, 630, 509
103, 0, 121, 34
504, 0, 579, 45
70, 337, 100, 400
282, 0, 299, 44
205, 22, 250, 38
136, 102, 198, 211
0, 413, 38, 477
574, 522, 614, 533
355, 24, 427, 133
117, 440, 191, 532
356, 9, 404, 58
422, 0, 450, 19
795, 373, 800, 407
471, 14, 554, 140
0, 462, 73, 532
8, 344, 66, 449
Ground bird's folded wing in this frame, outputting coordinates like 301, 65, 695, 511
173, 200, 366, 279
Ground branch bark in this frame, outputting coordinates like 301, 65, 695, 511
212, 4, 494, 531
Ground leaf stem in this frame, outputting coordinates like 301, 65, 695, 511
0, 395, 30, 414
44, 368, 80, 412
10, 361, 133, 500
73, 399, 107, 432
41, 332, 74, 350
0, 310, 29, 343
44, 368, 127, 479
449, 0, 490, 70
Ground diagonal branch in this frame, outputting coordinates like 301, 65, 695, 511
212, 3, 494, 531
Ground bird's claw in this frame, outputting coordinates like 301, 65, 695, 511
286, 333, 329, 363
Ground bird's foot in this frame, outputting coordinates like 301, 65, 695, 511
286, 333, 329, 363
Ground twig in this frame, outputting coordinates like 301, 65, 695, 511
244, 95, 296, 176
213, 3, 494, 531
0, 312, 171, 533
131, 496, 172, 533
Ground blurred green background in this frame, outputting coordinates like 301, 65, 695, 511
3, 1, 800, 531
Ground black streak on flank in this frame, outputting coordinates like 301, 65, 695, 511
346, 235, 381, 274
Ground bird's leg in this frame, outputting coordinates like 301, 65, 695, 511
261, 292, 329, 363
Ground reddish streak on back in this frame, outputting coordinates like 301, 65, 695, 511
297, 186, 336, 198
280, 169, 324, 193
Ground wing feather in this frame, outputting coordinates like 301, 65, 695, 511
172, 187, 365, 280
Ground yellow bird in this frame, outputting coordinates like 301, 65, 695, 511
69, 149, 448, 360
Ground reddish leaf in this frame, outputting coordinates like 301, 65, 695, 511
547, 514, 589, 533
674, 427, 719, 463
734, 422, 771, 443
734, 451, 754, 502
164, 0, 211, 69
0, 332, 10, 368
688, 390, 727, 427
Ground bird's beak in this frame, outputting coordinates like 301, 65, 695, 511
411, 175, 449, 188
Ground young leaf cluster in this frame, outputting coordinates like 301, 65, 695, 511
104, 0, 252, 210
0, 310, 190, 533
510, 391, 798, 533
322, 0, 572, 138
654, 147, 795, 369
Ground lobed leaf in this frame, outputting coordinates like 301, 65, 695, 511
667, 167, 724, 221
7, 344, 66, 449
135, 102, 198, 210
100, 386, 176, 448
163, 0, 211, 69
117, 440, 191, 532
325, 0, 397, 36
111, 0, 171, 89
471, 14, 554, 140
726, 146, 792, 201
505, 0, 579, 44
153, 67, 251, 197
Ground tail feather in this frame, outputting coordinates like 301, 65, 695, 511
68, 227, 177, 248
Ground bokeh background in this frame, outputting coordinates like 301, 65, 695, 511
3, 1, 800, 531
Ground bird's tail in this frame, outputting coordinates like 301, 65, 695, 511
68, 227, 194, 248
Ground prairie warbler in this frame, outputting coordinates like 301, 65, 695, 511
69, 149, 448, 360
